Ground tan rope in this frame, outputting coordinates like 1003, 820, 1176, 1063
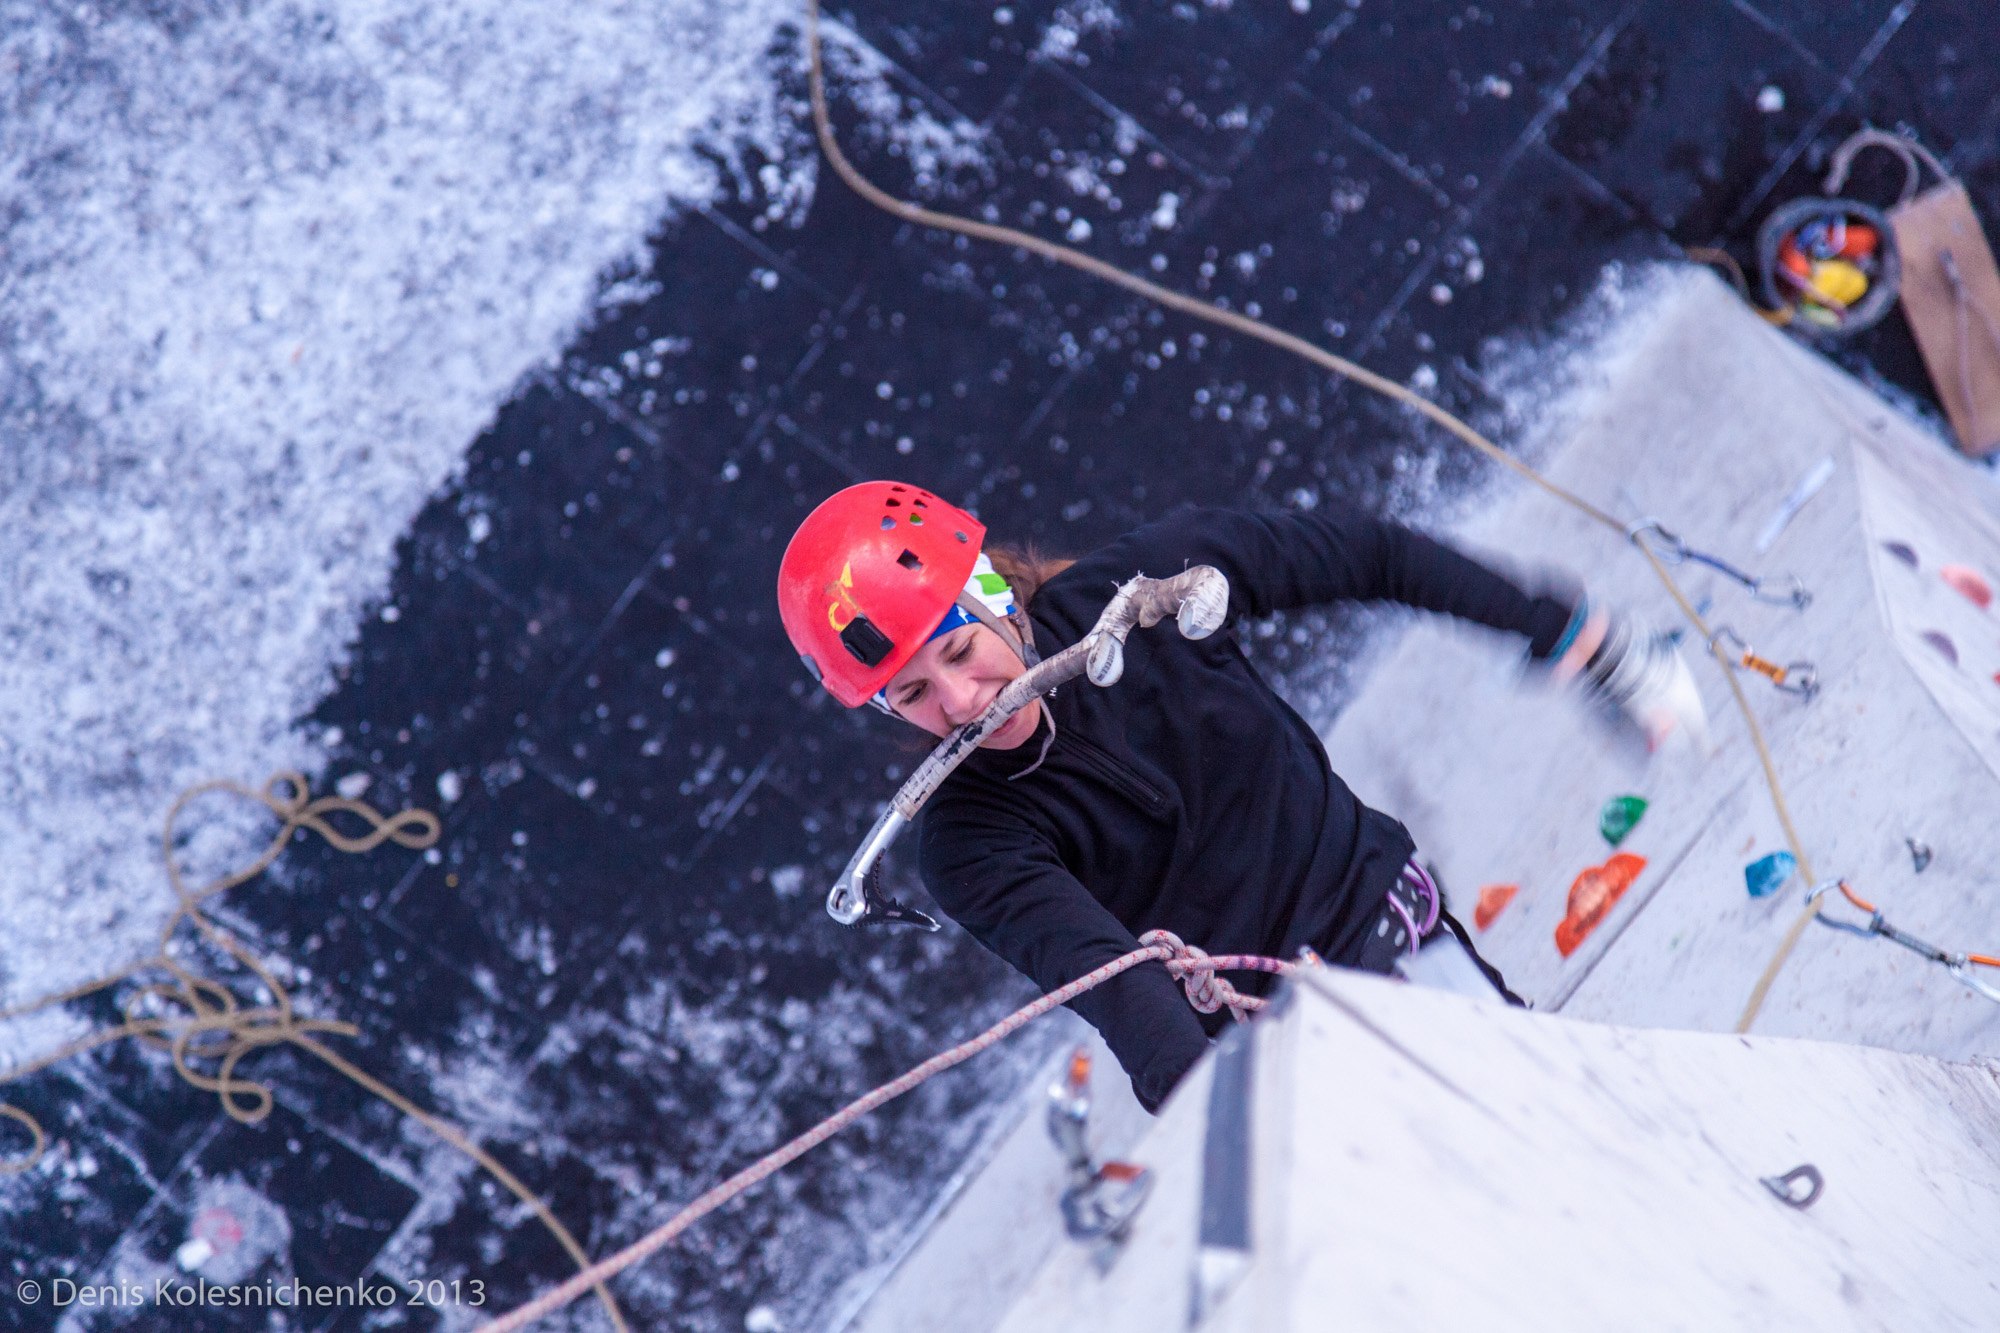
0, 774, 628, 1332
805, 1, 1622, 533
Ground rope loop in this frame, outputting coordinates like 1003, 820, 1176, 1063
0, 1105, 47, 1176
2, 774, 627, 1332
1137, 929, 1268, 1023
1824, 127, 1952, 207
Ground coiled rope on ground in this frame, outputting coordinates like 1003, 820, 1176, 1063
0, 774, 631, 1333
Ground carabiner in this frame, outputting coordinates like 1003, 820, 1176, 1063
1772, 661, 1820, 700
1626, 518, 1689, 563
1631, 519, 1812, 610
1805, 880, 1875, 938
1750, 573, 1813, 611
1949, 963, 2000, 1006
1707, 627, 1818, 701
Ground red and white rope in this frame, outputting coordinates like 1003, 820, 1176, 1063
480, 934, 1296, 1332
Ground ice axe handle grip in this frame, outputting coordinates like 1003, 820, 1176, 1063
1085, 565, 1230, 686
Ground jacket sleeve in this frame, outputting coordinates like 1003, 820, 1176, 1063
1103, 502, 1578, 658
918, 804, 1211, 1114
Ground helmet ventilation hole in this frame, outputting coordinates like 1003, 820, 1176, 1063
896, 550, 923, 570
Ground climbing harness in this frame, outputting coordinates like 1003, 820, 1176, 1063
1706, 626, 1819, 700
1805, 880, 2000, 1005
1626, 519, 1812, 610
1384, 860, 1443, 958
824, 565, 1228, 926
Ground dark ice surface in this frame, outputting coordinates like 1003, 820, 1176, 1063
7, 2, 1997, 1330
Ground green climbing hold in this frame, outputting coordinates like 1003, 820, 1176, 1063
1599, 795, 1648, 848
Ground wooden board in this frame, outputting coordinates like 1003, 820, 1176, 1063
1892, 181, 2000, 457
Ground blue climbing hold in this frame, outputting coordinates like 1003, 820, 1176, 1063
1745, 851, 1798, 899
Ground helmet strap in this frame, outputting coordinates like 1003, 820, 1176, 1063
952, 590, 1041, 669
953, 589, 1058, 778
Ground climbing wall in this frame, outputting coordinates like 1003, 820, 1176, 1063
1323, 268, 2000, 1051
990, 971, 2000, 1333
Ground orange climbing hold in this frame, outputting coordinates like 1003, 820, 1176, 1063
1474, 884, 1518, 931
1555, 853, 1648, 958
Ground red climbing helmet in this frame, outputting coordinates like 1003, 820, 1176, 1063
778, 481, 988, 707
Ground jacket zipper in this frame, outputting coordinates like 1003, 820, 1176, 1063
1061, 729, 1169, 815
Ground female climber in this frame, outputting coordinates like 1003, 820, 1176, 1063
776, 480, 1699, 1112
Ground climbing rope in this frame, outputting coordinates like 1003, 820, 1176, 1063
0, 775, 631, 1333
1148, 930, 1293, 1021
479, 933, 1297, 1332
799, 0, 1835, 1030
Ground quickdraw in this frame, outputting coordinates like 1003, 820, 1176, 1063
1806, 880, 2000, 1004
1628, 520, 1813, 610
1707, 626, 1819, 699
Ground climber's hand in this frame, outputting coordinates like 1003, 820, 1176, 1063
1552, 606, 1711, 754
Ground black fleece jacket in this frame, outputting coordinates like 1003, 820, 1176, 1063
915, 504, 1576, 1112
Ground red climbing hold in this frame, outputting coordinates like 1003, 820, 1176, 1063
1474, 884, 1518, 931
1940, 564, 1993, 610
1555, 853, 1647, 959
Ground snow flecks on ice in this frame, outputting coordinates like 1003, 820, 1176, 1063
0, 0, 819, 1021
1037, 0, 1123, 63
0, 0, 977, 1026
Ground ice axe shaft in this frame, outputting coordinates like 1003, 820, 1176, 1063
826, 566, 1229, 926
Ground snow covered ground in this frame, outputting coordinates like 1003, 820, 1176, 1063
0, 0, 964, 1046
